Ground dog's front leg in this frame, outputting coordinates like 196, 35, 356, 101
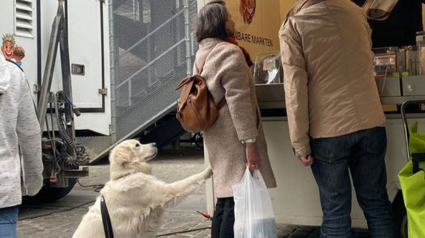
159, 167, 212, 207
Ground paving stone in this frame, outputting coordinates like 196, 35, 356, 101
16, 151, 368, 238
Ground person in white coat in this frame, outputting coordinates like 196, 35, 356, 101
0, 53, 43, 238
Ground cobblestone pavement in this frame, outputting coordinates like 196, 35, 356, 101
16, 150, 370, 238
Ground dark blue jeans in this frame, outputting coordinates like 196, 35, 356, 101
0, 206, 19, 238
212, 197, 235, 238
310, 127, 396, 238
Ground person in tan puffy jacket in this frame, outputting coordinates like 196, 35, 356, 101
279, 0, 396, 237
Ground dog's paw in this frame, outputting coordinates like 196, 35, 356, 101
202, 167, 213, 179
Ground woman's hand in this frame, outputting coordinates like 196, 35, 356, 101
245, 143, 259, 170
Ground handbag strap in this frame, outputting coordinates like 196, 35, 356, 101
100, 194, 114, 238
217, 98, 226, 109
175, 76, 195, 112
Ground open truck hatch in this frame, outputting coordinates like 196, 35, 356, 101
77, 0, 198, 163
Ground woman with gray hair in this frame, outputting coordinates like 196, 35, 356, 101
194, 1, 276, 237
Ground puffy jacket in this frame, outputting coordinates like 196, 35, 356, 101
279, 0, 386, 156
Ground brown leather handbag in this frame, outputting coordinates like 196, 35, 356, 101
175, 74, 225, 133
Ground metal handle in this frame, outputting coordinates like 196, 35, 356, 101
400, 100, 425, 160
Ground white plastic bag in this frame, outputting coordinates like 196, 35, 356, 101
233, 168, 277, 238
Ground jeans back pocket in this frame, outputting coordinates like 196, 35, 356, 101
311, 136, 351, 164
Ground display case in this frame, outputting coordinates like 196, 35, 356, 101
253, 51, 283, 85
253, 51, 285, 109
254, 47, 425, 109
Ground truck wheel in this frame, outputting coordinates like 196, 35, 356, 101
23, 178, 77, 204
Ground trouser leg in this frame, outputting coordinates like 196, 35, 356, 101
0, 206, 19, 238
350, 127, 396, 238
219, 198, 235, 238
311, 135, 354, 238
211, 198, 225, 238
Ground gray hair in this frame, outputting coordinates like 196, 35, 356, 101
195, 1, 230, 43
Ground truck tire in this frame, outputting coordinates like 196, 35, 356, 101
23, 178, 77, 204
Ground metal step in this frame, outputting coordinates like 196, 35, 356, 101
138, 114, 185, 148
77, 102, 177, 164
78, 68, 181, 164
76, 135, 115, 163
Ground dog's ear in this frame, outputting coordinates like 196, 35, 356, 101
110, 145, 135, 165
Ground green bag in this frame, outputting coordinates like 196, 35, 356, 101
398, 121, 425, 238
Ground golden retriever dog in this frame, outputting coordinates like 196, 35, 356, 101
72, 139, 213, 238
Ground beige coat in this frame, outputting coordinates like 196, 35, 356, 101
279, 0, 386, 157
195, 38, 277, 198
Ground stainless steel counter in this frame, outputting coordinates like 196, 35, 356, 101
256, 79, 425, 110
256, 83, 285, 109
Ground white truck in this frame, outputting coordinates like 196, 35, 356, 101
0, 0, 199, 202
